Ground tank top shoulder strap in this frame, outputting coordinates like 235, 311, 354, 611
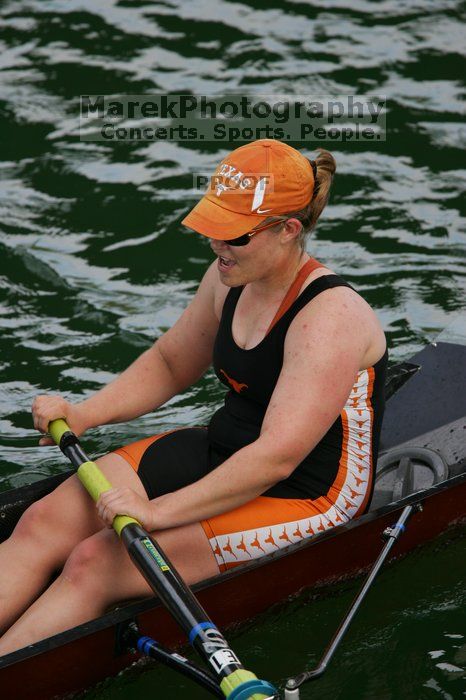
265, 258, 322, 333
289, 274, 353, 318
266, 258, 352, 333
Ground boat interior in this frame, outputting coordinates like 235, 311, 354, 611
372, 341, 466, 509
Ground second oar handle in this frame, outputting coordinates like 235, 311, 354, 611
48, 418, 138, 536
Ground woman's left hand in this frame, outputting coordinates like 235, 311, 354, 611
96, 487, 154, 530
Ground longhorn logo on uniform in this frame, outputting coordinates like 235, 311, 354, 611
317, 518, 326, 532
251, 532, 265, 553
265, 528, 279, 548
279, 526, 291, 543
220, 369, 248, 394
223, 537, 237, 559
237, 535, 251, 557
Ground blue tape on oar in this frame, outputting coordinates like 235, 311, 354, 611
228, 679, 277, 700
392, 523, 406, 532
189, 621, 217, 645
137, 636, 156, 656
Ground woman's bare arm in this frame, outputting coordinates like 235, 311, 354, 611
32, 262, 221, 441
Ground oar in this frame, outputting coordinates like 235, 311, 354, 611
49, 419, 276, 700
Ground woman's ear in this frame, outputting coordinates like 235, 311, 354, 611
280, 218, 303, 244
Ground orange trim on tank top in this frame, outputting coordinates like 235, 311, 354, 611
266, 257, 324, 334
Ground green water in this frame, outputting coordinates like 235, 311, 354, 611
0, 0, 465, 697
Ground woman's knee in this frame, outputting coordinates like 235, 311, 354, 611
61, 532, 115, 588
13, 496, 57, 542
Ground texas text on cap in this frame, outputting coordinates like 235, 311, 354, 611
182, 139, 315, 240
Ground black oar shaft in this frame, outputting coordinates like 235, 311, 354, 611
120, 521, 239, 671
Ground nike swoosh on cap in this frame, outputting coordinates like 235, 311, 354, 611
256, 207, 272, 213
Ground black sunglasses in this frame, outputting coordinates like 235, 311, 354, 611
222, 218, 288, 247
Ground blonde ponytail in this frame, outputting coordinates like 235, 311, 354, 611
280, 148, 337, 248
308, 148, 336, 230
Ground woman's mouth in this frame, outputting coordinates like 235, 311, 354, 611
218, 256, 236, 272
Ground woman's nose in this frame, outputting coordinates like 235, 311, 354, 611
210, 239, 229, 255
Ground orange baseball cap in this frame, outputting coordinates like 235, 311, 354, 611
182, 139, 315, 240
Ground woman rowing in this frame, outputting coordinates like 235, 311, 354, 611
0, 139, 387, 655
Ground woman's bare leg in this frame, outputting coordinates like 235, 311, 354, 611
0, 453, 146, 634
0, 521, 219, 656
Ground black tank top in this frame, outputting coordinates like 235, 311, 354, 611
208, 274, 388, 500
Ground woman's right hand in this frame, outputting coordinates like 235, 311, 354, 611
31, 395, 89, 446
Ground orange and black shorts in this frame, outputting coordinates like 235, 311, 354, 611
113, 428, 370, 572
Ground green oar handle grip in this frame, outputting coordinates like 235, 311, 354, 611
48, 418, 139, 537
49, 418, 72, 446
